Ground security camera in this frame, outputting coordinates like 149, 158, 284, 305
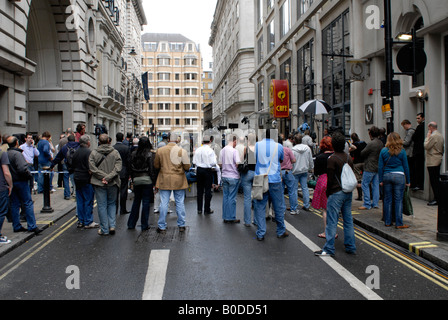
241, 116, 249, 124
272, 120, 278, 128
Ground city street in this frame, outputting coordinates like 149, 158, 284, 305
1, 191, 448, 302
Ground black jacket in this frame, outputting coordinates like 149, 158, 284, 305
72, 145, 92, 188
113, 142, 130, 179
7, 147, 32, 182
412, 122, 425, 156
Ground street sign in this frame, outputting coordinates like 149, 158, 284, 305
270, 80, 290, 118
381, 80, 401, 97
396, 43, 427, 74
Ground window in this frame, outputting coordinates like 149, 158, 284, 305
175, 118, 181, 126
185, 103, 198, 110
175, 73, 180, 81
184, 58, 197, 66
322, 10, 351, 135
184, 73, 198, 81
157, 58, 170, 66
157, 88, 171, 96
157, 103, 171, 110
257, 0, 263, 27
184, 88, 198, 96
299, 0, 313, 17
157, 73, 171, 81
257, 36, 264, 63
268, 19, 275, 52
148, 103, 153, 110
298, 40, 315, 123
175, 103, 181, 110
280, 0, 291, 38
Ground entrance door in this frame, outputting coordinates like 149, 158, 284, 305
38, 112, 63, 145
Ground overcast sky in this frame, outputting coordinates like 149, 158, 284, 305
142, 0, 218, 71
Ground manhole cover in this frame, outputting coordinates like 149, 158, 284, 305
136, 226, 189, 243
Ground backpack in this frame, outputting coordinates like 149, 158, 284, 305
333, 154, 357, 193
65, 146, 78, 173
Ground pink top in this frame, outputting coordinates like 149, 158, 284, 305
281, 147, 296, 170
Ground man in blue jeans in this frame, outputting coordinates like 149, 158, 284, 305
315, 132, 356, 257
219, 134, 241, 223
7, 136, 42, 235
291, 134, 314, 212
0, 135, 13, 244
89, 134, 122, 236
253, 129, 288, 241
359, 126, 383, 210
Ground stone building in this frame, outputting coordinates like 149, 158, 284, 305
0, 0, 146, 145
141, 33, 204, 143
249, 0, 447, 200
209, 0, 256, 131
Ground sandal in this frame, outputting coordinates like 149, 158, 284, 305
318, 233, 326, 239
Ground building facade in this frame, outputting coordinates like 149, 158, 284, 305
202, 70, 213, 129
209, 0, 256, 131
0, 0, 146, 145
248, 0, 447, 200
141, 33, 204, 143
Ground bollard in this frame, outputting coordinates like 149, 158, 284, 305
437, 173, 448, 241
41, 167, 54, 213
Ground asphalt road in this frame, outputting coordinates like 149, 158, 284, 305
1, 191, 448, 303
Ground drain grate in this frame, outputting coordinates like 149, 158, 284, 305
136, 226, 189, 243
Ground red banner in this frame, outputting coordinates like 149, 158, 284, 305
270, 80, 290, 118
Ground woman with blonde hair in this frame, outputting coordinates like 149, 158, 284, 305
378, 132, 411, 229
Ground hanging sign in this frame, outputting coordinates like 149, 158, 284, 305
270, 80, 290, 119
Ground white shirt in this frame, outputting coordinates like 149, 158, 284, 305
20, 143, 39, 164
193, 144, 217, 168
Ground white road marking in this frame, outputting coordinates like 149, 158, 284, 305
142, 249, 170, 300
284, 221, 383, 300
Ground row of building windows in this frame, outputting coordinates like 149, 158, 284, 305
142, 57, 198, 66
147, 118, 202, 126
143, 42, 197, 53
147, 88, 199, 96
146, 103, 199, 111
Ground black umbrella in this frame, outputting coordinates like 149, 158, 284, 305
299, 100, 332, 115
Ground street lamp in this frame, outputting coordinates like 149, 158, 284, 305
124, 47, 138, 56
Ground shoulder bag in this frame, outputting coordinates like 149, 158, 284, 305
252, 143, 278, 200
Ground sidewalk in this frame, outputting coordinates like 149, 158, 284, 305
2, 183, 448, 272
350, 192, 448, 270
0, 187, 77, 258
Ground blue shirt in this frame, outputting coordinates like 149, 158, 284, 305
255, 139, 284, 183
37, 139, 52, 166
378, 148, 410, 184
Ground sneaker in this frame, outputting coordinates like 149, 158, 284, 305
314, 250, 334, 257
98, 229, 109, 236
290, 210, 299, 215
0, 236, 11, 244
84, 222, 99, 229
109, 228, 116, 235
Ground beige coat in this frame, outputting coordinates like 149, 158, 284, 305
154, 142, 190, 190
424, 130, 445, 167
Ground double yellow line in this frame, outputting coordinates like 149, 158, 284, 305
0, 215, 78, 281
0, 201, 97, 281
300, 201, 448, 291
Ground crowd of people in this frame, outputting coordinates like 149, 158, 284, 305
0, 114, 444, 258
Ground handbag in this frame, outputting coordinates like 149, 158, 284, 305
403, 186, 413, 216
252, 143, 278, 200
237, 147, 249, 174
